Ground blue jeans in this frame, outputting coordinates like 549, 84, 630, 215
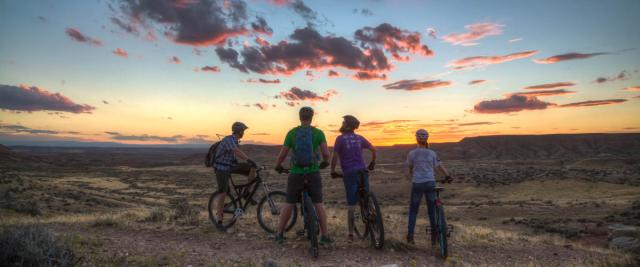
342, 170, 369, 205
407, 181, 437, 236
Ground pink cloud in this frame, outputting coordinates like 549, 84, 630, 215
442, 23, 503, 46
449, 50, 538, 69
0, 84, 95, 113
559, 99, 627, 108
201, 66, 220, 72
383, 79, 452, 91
469, 80, 486, 85
533, 52, 608, 64
523, 82, 575, 90
170, 56, 181, 64
65, 28, 102, 46
277, 87, 338, 103
623, 86, 640, 91
113, 48, 128, 58
246, 78, 280, 84
512, 89, 575, 97
473, 94, 554, 114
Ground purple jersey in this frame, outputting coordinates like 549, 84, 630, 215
333, 133, 372, 174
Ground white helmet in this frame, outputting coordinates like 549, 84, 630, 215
415, 129, 429, 142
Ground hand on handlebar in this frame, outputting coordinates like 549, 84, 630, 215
247, 158, 258, 168
443, 175, 453, 184
274, 165, 287, 174
330, 171, 343, 179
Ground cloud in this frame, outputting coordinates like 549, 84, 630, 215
253, 103, 270, 110
383, 79, 452, 91
523, 82, 575, 90
352, 8, 373, 16
559, 99, 627, 108
449, 50, 538, 69
473, 94, 554, 114
328, 70, 339, 77
0, 124, 59, 135
251, 16, 273, 36
169, 56, 181, 64
0, 84, 95, 113
533, 52, 608, 64
113, 48, 128, 58
361, 119, 417, 128
624, 86, 640, 92
251, 132, 271, 136
353, 72, 387, 80
442, 23, 503, 46
105, 131, 183, 143
469, 80, 486, 85
290, 0, 318, 24
114, 0, 269, 46
426, 27, 437, 39
594, 70, 631, 84
65, 28, 102, 46
102, 100, 109, 104
201, 65, 221, 72
111, 17, 138, 35
246, 78, 280, 83
354, 23, 433, 61
457, 121, 497, 126
508, 38, 523, 43
512, 89, 575, 97
277, 87, 338, 103
216, 27, 391, 78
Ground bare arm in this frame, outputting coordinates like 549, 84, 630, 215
233, 147, 249, 161
330, 150, 339, 173
319, 141, 330, 162
369, 145, 377, 162
436, 164, 451, 178
275, 146, 289, 167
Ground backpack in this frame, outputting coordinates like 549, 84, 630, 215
291, 126, 317, 167
204, 141, 222, 167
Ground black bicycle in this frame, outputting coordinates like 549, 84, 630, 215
333, 170, 384, 249
278, 168, 321, 258
427, 179, 454, 259
208, 166, 297, 233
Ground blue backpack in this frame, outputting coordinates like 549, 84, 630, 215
292, 126, 317, 167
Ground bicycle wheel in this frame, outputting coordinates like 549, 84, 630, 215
303, 196, 319, 258
437, 206, 448, 259
207, 191, 238, 229
367, 193, 385, 249
257, 191, 298, 234
353, 200, 369, 239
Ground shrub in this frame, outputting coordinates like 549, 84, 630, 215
0, 224, 78, 266
91, 215, 121, 228
142, 207, 168, 223
169, 197, 200, 226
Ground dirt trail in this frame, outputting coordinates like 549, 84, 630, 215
53, 221, 616, 266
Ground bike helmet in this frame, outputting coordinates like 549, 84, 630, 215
415, 129, 429, 142
232, 121, 248, 134
299, 106, 314, 121
341, 115, 360, 132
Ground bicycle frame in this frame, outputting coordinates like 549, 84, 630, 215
226, 169, 274, 213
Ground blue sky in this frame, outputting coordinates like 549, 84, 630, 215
0, 0, 639, 145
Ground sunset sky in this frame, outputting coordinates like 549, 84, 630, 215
1, 0, 639, 146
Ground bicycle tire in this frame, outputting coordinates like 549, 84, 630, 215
257, 191, 298, 233
367, 193, 385, 249
437, 206, 448, 259
353, 197, 369, 239
208, 191, 238, 229
304, 195, 319, 258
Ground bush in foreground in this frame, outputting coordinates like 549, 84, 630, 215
0, 224, 78, 266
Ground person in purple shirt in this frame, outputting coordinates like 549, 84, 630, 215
330, 115, 377, 241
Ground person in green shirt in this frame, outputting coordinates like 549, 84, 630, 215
274, 106, 332, 245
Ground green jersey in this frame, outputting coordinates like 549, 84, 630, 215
283, 126, 326, 174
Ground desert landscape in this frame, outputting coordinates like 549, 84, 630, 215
1, 133, 639, 266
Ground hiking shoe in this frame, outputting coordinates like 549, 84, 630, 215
406, 234, 415, 245
319, 235, 333, 246
216, 220, 225, 231
275, 233, 285, 245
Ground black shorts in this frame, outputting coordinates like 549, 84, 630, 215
286, 172, 323, 204
215, 170, 231, 193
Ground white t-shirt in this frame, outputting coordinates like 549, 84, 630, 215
406, 148, 441, 183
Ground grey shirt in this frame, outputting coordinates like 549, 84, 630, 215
406, 148, 440, 183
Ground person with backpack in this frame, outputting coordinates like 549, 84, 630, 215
273, 106, 332, 245
211, 121, 257, 230
405, 129, 453, 245
329, 115, 377, 242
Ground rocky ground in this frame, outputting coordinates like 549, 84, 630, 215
1, 145, 639, 266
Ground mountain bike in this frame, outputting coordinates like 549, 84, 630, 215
278, 168, 321, 258
426, 178, 454, 259
208, 166, 297, 233
332, 170, 385, 249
